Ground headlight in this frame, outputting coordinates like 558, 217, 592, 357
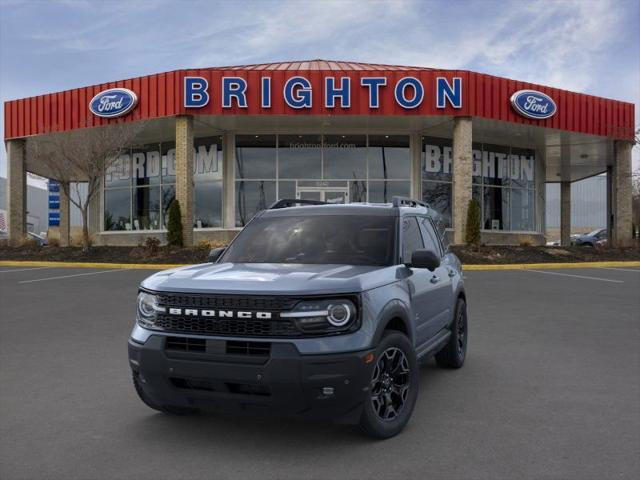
281, 298, 358, 334
136, 291, 165, 329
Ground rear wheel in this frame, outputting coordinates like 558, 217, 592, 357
132, 373, 198, 415
435, 298, 467, 369
359, 331, 419, 439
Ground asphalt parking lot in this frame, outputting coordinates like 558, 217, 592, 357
1, 265, 639, 480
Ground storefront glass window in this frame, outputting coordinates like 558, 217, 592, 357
422, 136, 537, 232
278, 134, 322, 179
236, 135, 276, 179
369, 135, 410, 179
104, 188, 131, 231
132, 186, 160, 230
483, 186, 509, 230
236, 180, 277, 227
104, 136, 223, 231
422, 181, 452, 227
322, 135, 366, 179
369, 181, 410, 203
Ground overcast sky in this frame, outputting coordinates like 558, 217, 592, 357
1, 0, 638, 181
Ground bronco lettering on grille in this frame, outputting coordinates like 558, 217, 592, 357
167, 308, 272, 319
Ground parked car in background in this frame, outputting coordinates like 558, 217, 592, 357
571, 229, 607, 247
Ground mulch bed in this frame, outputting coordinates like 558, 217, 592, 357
0, 245, 211, 264
1, 244, 638, 266
450, 245, 640, 264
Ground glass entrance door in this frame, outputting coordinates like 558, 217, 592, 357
296, 186, 349, 204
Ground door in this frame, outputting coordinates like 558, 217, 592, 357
401, 216, 443, 346
418, 216, 454, 334
296, 187, 349, 204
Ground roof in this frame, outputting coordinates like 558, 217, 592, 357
3, 59, 635, 141
213, 59, 435, 71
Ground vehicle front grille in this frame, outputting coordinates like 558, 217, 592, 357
154, 314, 301, 337
153, 292, 304, 337
156, 293, 298, 311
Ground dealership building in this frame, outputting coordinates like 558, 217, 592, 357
3, 60, 636, 246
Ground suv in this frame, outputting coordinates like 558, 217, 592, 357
128, 197, 468, 438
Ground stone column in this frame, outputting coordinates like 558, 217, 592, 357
452, 117, 473, 244
222, 133, 236, 229
409, 133, 422, 200
175, 115, 194, 246
610, 141, 633, 247
560, 181, 571, 246
59, 182, 70, 247
6, 139, 27, 245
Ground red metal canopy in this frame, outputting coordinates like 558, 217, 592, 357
3, 59, 635, 141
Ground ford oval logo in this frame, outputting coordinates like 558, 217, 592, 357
89, 88, 138, 118
510, 89, 556, 120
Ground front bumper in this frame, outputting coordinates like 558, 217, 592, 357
128, 334, 375, 423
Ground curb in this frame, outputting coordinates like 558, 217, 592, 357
0, 260, 184, 270
1, 260, 639, 271
462, 261, 640, 271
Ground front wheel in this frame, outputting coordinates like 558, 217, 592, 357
359, 331, 419, 439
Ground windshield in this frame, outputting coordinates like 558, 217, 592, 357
587, 229, 604, 237
221, 215, 397, 266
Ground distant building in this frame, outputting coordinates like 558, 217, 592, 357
0, 177, 48, 234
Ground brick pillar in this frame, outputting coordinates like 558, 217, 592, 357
175, 115, 194, 246
6, 139, 27, 245
452, 117, 473, 245
410, 133, 422, 200
222, 133, 236, 229
611, 141, 633, 247
560, 181, 571, 246
59, 181, 70, 247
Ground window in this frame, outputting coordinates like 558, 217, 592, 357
322, 135, 366, 179
234, 134, 411, 225
422, 136, 537, 232
278, 134, 322, 179
221, 215, 396, 266
402, 217, 424, 263
419, 217, 441, 257
103, 136, 223, 231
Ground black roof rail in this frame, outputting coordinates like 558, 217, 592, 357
391, 196, 430, 209
268, 198, 327, 209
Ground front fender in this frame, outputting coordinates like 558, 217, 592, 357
370, 298, 413, 347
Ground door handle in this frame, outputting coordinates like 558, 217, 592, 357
430, 275, 440, 284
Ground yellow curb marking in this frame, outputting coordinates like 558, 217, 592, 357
0, 261, 185, 270
1, 260, 639, 271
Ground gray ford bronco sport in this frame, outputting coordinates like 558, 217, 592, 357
128, 197, 468, 438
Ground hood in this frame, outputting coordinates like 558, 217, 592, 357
141, 262, 399, 295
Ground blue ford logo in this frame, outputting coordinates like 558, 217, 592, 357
510, 90, 556, 120
89, 88, 138, 118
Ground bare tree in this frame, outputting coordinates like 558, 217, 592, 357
27, 122, 143, 251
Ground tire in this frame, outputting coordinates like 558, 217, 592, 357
435, 298, 468, 369
132, 373, 198, 415
359, 331, 419, 439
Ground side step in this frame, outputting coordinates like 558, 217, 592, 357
415, 329, 451, 360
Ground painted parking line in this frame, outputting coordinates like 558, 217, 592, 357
525, 269, 624, 283
0, 267, 54, 273
597, 267, 640, 273
18, 269, 125, 284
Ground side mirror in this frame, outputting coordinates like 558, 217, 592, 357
208, 247, 226, 263
409, 249, 440, 271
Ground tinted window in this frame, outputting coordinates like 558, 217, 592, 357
222, 215, 396, 266
402, 217, 424, 263
419, 217, 441, 257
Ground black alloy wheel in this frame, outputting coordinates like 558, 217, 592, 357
370, 347, 411, 421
